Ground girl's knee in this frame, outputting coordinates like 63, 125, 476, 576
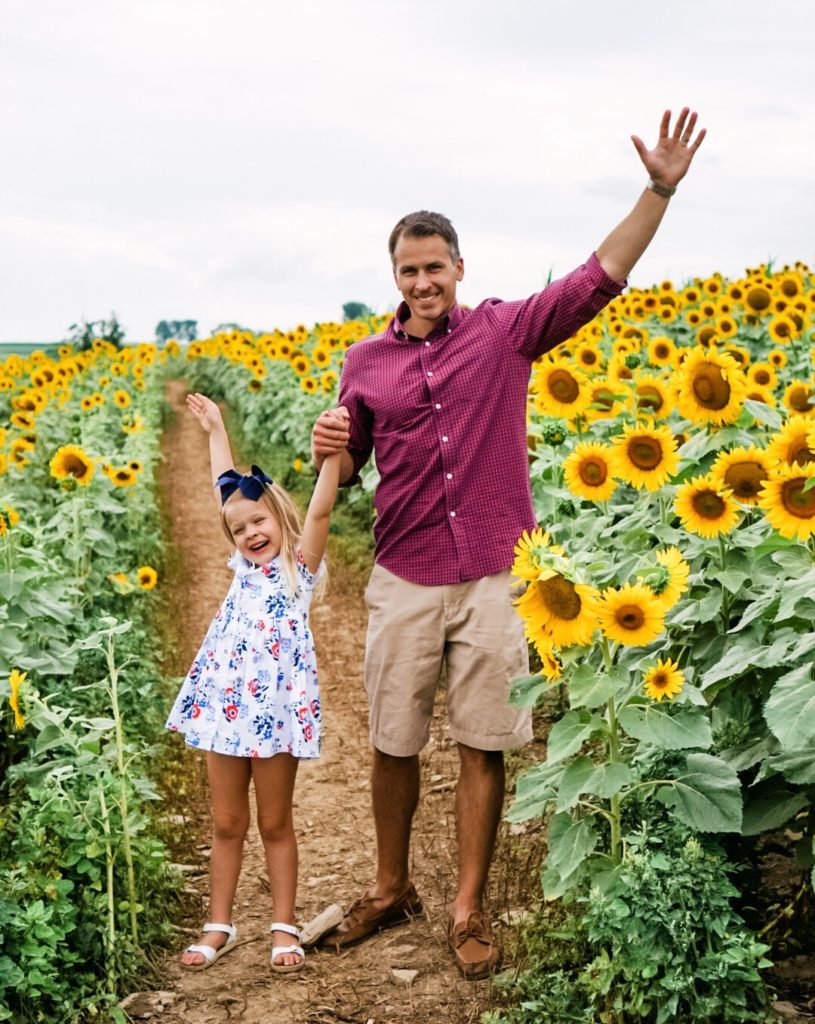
257, 815, 295, 846
212, 812, 250, 842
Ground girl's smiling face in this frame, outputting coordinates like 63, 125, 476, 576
223, 495, 282, 565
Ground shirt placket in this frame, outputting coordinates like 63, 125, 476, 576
419, 327, 462, 573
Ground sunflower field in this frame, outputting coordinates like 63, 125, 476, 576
1, 259, 814, 1023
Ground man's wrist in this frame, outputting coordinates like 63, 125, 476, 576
647, 178, 676, 199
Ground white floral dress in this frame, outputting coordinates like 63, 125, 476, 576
166, 550, 322, 758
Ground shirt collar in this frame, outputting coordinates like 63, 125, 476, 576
391, 301, 462, 341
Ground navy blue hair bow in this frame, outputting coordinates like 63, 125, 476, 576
216, 465, 274, 505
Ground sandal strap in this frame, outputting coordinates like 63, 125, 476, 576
271, 943, 304, 956
184, 943, 218, 962
270, 922, 299, 939
203, 922, 237, 939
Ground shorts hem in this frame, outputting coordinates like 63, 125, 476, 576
370, 732, 428, 757
448, 724, 533, 752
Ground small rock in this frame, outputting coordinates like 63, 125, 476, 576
385, 942, 417, 958
305, 873, 340, 889
498, 909, 534, 927
118, 991, 176, 1018
390, 968, 418, 986
772, 1002, 806, 1021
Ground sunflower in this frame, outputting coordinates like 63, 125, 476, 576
716, 314, 738, 339
113, 389, 131, 408
766, 416, 815, 467
0, 453, 8, 475
136, 565, 158, 590
247, 378, 263, 393
745, 285, 772, 314
768, 315, 797, 344
10, 412, 35, 431
610, 422, 679, 492
758, 463, 815, 540
768, 348, 787, 369
121, 413, 145, 435
652, 547, 690, 610
584, 378, 625, 422
290, 354, 311, 375
724, 344, 750, 368
744, 385, 777, 409
510, 528, 565, 582
532, 357, 591, 419
107, 466, 137, 487
674, 475, 740, 537
675, 348, 746, 426
562, 442, 618, 502
8, 668, 27, 729
80, 395, 95, 412
300, 376, 319, 394
630, 373, 674, 420
321, 370, 338, 393
534, 638, 563, 681
596, 582, 665, 647
575, 343, 603, 374
514, 574, 600, 648
783, 380, 815, 418
710, 446, 772, 505
747, 362, 777, 389
647, 336, 677, 368
49, 444, 95, 485
643, 658, 685, 702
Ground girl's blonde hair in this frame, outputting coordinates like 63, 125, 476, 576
220, 481, 323, 597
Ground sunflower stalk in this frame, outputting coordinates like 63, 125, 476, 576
601, 637, 623, 865
96, 785, 118, 995
105, 627, 139, 944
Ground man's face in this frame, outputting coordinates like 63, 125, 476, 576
392, 233, 464, 331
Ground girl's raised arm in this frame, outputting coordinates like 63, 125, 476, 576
299, 451, 342, 574
186, 393, 236, 493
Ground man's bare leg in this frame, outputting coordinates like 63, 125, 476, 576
451, 743, 505, 925
369, 747, 419, 901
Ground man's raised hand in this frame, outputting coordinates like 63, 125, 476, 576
631, 107, 706, 190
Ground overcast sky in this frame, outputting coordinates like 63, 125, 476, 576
2, 0, 814, 342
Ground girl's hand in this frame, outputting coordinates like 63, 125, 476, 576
186, 393, 225, 434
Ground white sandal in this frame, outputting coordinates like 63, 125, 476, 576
180, 922, 237, 971
270, 922, 305, 974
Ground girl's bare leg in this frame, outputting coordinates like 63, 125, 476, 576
180, 752, 251, 967
252, 753, 300, 967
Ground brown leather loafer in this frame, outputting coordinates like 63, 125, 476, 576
317, 882, 423, 952
448, 912, 501, 980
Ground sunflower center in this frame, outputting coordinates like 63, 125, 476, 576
627, 437, 663, 470
650, 671, 669, 689
781, 478, 815, 519
789, 439, 815, 466
548, 369, 579, 403
616, 604, 645, 631
654, 343, 671, 359
535, 575, 581, 621
724, 462, 765, 499
579, 457, 607, 486
691, 365, 731, 410
636, 386, 664, 413
788, 386, 814, 413
753, 369, 771, 386
746, 287, 771, 311
64, 455, 89, 479
593, 388, 616, 412
692, 489, 725, 520
581, 350, 598, 366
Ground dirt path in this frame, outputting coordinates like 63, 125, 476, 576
143, 381, 539, 1024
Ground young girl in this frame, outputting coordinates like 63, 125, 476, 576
166, 392, 343, 974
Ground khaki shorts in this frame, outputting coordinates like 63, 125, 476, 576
363, 564, 533, 756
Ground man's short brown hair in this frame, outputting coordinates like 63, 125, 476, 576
388, 210, 460, 263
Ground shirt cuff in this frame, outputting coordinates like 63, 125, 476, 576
588, 251, 627, 293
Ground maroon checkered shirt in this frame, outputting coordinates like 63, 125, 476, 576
338, 252, 624, 585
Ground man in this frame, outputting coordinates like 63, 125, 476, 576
311, 109, 705, 979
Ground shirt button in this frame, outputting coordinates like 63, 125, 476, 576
442, 436, 448, 442
425, 341, 431, 347
435, 403, 441, 410
446, 472, 452, 479
427, 371, 433, 377
450, 511, 456, 518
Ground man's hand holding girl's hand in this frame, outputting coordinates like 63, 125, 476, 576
312, 406, 350, 462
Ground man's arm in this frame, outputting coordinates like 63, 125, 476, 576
595, 107, 705, 283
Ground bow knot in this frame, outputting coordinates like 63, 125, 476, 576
216, 465, 274, 505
